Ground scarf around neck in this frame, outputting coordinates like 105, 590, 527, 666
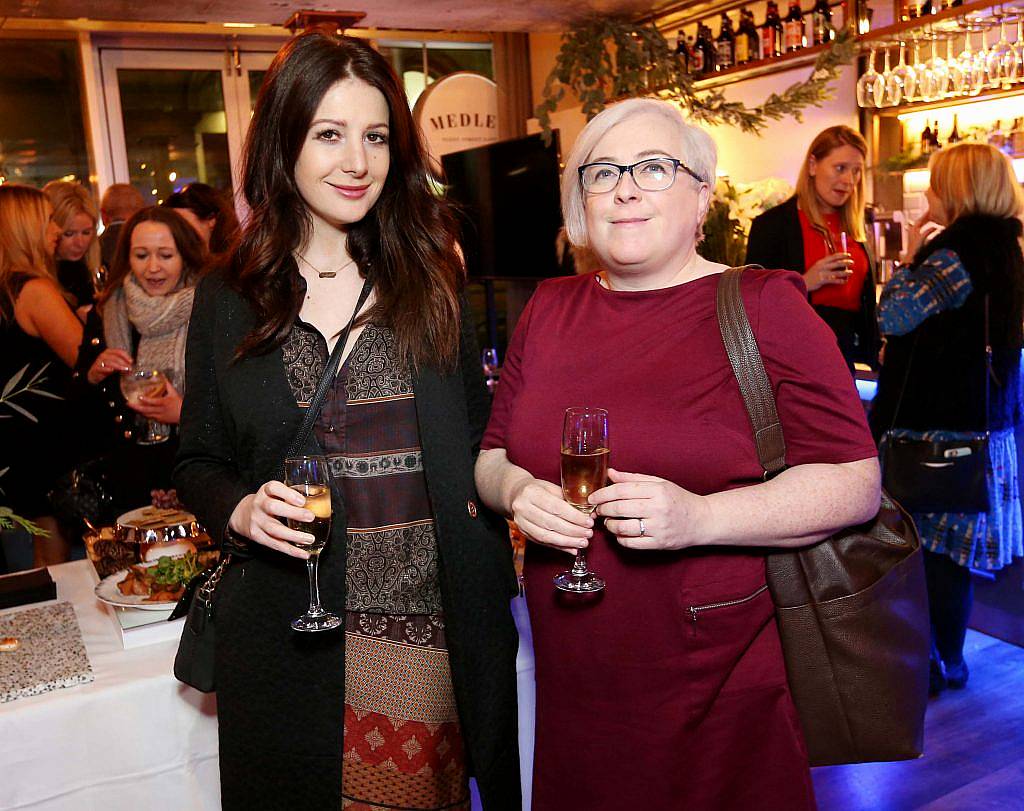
103, 274, 195, 390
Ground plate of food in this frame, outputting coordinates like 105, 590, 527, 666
94, 552, 208, 610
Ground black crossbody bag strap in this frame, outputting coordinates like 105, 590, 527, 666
283, 278, 373, 465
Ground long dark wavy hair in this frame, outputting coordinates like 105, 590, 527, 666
231, 32, 463, 370
97, 206, 208, 307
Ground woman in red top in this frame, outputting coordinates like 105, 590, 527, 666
474, 99, 881, 810
746, 125, 879, 372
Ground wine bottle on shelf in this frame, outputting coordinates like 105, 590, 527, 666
988, 120, 1005, 151
675, 29, 690, 72
691, 27, 706, 74
762, 1, 785, 58
784, 1, 805, 53
948, 114, 961, 144
921, 122, 933, 154
1009, 118, 1024, 156
737, 9, 760, 63
716, 13, 736, 71
811, 0, 833, 44
701, 23, 718, 73
931, 120, 942, 151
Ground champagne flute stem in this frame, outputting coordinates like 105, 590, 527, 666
571, 549, 591, 577
306, 556, 324, 616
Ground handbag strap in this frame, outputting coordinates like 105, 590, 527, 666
715, 266, 787, 478
284, 277, 372, 463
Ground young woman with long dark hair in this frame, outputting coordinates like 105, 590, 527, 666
174, 32, 520, 810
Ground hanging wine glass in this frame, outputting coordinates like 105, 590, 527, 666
945, 35, 966, 95
973, 22, 994, 90
988, 10, 1014, 87
923, 34, 950, 100
857, 44, 886, 107
959, 25, 985, 96
912, 37, 937, 103
878, 45, 896, 107
1003, 13, 1023, 84
887, 40, 918, 105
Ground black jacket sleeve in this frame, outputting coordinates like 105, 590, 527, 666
457, 296, 491, 458
173, 275, 252, 546
745, 208, 787, 271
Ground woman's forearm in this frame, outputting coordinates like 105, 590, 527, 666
700, 457, 880, 549
474, 448, 534, 517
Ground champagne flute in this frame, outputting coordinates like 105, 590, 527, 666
878, 45, 895, 107
973, 23, 994, 91
554, 407, 608, 593
988, 11, 1013, 88
120, 367, 170, 444
945, 35, 966, 96
284, 455, 340, 632
1003, 14, 1022, 84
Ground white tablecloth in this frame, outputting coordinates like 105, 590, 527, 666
0, 561, 220, 811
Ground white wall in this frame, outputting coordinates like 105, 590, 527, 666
705, 63, 859, 185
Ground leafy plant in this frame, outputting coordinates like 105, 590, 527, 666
698, 176, 794, 266
536, 18, 856, 143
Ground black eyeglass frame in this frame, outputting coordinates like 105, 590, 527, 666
577, 157, 706, 193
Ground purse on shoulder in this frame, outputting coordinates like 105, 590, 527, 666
716, 266, 930, 767
171, 279, 371, 692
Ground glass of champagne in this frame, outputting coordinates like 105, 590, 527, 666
119, 367, 170, 444
554, 407, 608, 593
284, 455, 340, 632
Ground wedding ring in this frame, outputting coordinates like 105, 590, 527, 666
638, 518, 647, 537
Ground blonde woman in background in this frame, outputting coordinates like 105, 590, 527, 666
0, 185, 83, 565
43, 180, 101, 311
871, 143, 1024, 695
746, 125, 879, 372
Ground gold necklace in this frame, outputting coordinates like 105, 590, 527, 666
296, 253, 356, 279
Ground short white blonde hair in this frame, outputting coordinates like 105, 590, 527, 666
561, 98, 717, 248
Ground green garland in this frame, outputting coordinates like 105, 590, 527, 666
536, 18, 856, 143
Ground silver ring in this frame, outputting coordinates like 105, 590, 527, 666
638, 518, 647, 537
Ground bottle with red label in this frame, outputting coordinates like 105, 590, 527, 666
716, 13, 736, 71
784, 1, 805, 52
762, 1, 784, 58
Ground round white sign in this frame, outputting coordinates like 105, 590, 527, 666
413, 72, 500, 160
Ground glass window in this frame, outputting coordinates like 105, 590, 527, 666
0, 39, 90, 188
378, 43, 493, 109
116, 68, 231, 203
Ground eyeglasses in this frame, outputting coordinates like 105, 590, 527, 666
578, 157, 705, 194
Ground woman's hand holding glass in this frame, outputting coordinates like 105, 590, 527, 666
507, 475, 594, 553
228, 480, 319, 560
804, 253, 853, 292
589, 469, 710, 551
131, 378, 183, 424
87, 348, 133, 385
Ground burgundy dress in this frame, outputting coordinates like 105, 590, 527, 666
482, 269, 878, 811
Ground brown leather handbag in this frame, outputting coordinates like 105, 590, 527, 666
716, 267, 930, 767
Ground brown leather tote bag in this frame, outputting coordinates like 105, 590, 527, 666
716, 267, 930, 767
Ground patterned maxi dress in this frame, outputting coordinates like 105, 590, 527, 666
284, 320, 469, 811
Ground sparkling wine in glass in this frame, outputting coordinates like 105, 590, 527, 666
284, 455, 341, 632
554, 407, 608, 593
119, 367, 170, 444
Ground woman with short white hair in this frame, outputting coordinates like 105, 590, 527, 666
475, 98, 880, 809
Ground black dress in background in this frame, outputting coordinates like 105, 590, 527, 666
0, 307, 76, 519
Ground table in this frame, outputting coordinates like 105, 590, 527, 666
0, 561, 220, 811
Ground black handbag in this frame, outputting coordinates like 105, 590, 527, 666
880, 297, 991, 514
48, 457, 115, 528
171, 279, 371, 692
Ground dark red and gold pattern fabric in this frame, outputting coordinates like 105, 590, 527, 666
286, 321, 469, 811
